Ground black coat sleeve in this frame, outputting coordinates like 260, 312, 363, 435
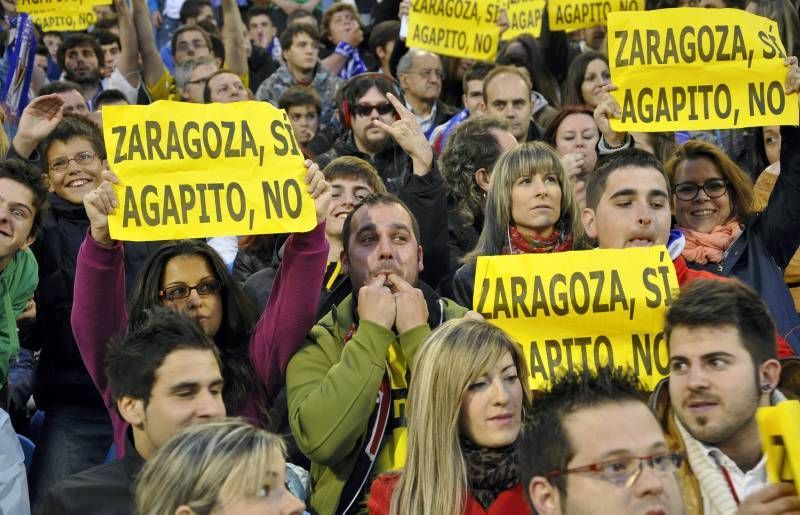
398, 160, 449, 288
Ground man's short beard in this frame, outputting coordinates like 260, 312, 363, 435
65, 68, 101, 87
356, 131, 391, 155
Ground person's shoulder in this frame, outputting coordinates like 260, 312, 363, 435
46, 459, 130, 501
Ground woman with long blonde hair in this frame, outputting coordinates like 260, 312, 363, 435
135, 419, 306, 515
367, 319, 532, 515
450, 141, 583, 307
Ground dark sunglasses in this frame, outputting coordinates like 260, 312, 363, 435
353, 102, 394, 117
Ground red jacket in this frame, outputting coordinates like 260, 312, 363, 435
367, 473, 531, 515
673, 255, 794, 358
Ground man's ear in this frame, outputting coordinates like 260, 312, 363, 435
474, 168, 491, 192
529, 476, 562, 515
174, 506, 196, 515
117, 396, 146, 428
417, 244, 424, 273
759, 358, 782, 401
398, 73, 409, 91
581, 207, 598, 240
376, 46, 387, 60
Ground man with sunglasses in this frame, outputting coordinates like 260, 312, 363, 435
317, 73, 450, 285
7, 102, 161, 508
654, 279, 800, 514
520, 366, 685, 515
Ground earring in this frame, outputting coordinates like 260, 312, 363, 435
760, 384, 772, 392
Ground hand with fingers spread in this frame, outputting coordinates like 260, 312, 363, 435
84, 170, 120, 247
737, 483, 800, 515
357, 275, 398, 330
388, 273, 428, 334
303, 160, 331, 225
13, 94, 64, 158
371, 92, 434, 176
593, 83, 627, 148
785, 56, 800, 98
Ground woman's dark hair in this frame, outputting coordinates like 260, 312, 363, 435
497, 34, 562, 109
127, 240, 260, 414
563, 51, 608, 106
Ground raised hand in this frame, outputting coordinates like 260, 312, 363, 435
13, 94, 64, 158
372, 92, 433, 175
593, 83, 627, 148
737, 483, 800, 515
83, 169, 120, 247
303, 160, 331, 225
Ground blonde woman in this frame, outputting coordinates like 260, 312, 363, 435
135, 419, 306, 515
450, 141, 584, 307
367, 319, 532, 515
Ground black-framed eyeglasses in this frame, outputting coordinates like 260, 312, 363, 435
159, 280, 222, 301
353, 102, 394, 117
545, 452, 685, 488
49, 151, 98, 172
673, 179, 729, 201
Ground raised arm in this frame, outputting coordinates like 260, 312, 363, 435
114, 0, 141, 89
71, 170, 127, 414
132, 0, 169, 90
752, 57, 800, 269
221, 0, 248, 78
249, 162, 330, 402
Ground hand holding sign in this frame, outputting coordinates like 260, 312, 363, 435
593, 83, 627, 148
358, 276, 398, 330
84, 170, 120, 248
785, 56, 800, 95
736, 483, 800, 515
389, 273, 429, 334
303, 160, 331, 225
372, 92, 434, 176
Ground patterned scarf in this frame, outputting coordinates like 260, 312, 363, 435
502, 223, 573, 255
461, 436, 519, 509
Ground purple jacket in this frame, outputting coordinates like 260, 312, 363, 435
71, 224, 328, 456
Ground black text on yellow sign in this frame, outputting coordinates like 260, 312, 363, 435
473, 247, 679, 390
757, 402, 800, 493
609, 9, 799, 131
407, 0, 502, 61
502, 0, 545, 40
548, 0, 643, 32
102, 101, 316, 241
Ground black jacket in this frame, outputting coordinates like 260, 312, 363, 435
37, 433, 143, 515
28, 194, 160, 409
316, 132, 450, 286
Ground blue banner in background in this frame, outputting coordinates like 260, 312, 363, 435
1, 13, 36, 123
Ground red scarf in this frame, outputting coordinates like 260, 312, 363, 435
502, 225, 573, 255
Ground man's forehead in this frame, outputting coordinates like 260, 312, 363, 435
604, 166, 669, 198
486, 75, 528, 100
564, 401, 666, 461
179, 30, 205, 42
250, 14, 272, 26
152, 349, 222, 387
352, 202, 411, 229
0, 178, 34, 207
67, 44, 96, 54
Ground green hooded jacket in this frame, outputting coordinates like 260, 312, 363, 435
0, 248, 38, 383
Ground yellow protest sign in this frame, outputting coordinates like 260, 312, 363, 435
473, 247, 678, 390
608, 9, 799, 132
502, 0, 545, 40
29, 10, 97, 32
102, 101, 316, 242
407, 0, 502, 61
548, 0, 642, 32
18, 0, 83, 13
757, 401, 800, 492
